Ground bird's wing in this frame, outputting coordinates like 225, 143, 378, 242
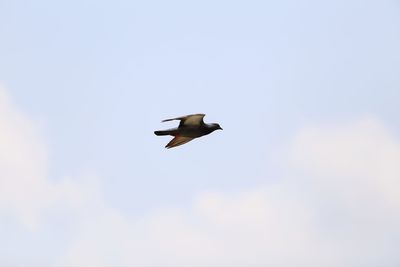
165, 136, 194, 149
162, 114, 205, 127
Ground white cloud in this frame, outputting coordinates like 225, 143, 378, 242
58, 117, 400, 267
0, 85, 95, 229
288, 118, 400, 215
286, 118, 400, 264
1, 86, 398, 266
58, 186, 334, 267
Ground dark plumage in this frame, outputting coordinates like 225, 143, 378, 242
154, 113, 222, 148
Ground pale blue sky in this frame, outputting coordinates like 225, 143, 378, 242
1, 0, 400, 266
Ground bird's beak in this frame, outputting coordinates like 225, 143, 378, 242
218, 126, 223, 130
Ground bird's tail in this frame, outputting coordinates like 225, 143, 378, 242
154, 130, 174, 136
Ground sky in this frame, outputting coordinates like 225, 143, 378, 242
1, 0, 400, 266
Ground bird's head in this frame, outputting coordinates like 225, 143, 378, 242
211, 123, 223, 131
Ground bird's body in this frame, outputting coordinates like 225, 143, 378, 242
154, 114, 222, 148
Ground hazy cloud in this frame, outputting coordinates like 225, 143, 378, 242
0, 85, 96, 229
57, 118, 400, 266
1, 85, 398, 265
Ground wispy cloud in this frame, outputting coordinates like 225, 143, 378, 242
288, 118, 400, 212
1, 85, 399, 266
57, 118, 400, 266
0, 85, 96, 230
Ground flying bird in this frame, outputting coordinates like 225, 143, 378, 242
154, 113, 222, 149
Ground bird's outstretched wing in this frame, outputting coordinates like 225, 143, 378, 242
165, 136, 194, 149
162, 114, 205, 127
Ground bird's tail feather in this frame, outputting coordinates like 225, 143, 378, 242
154, 130, 173, 136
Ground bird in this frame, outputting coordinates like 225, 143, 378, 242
154, 113, 222, 149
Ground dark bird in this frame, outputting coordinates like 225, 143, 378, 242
154, 113, 223, 149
